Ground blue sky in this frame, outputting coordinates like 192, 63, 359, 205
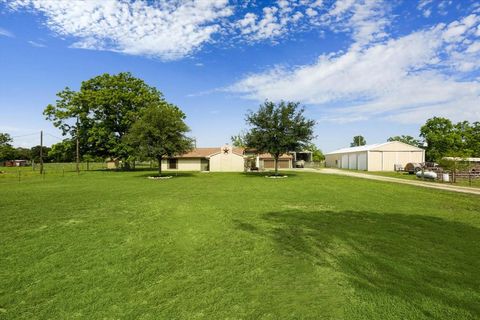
1, 0, 479, 152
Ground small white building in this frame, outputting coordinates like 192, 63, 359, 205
161, 145, 246, 172
325, 141, 425, 171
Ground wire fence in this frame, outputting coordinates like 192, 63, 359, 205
0, 161, 156, 184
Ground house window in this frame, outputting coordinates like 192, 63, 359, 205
168, 158, 177, 169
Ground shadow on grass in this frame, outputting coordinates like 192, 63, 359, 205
235, 210, 480, 318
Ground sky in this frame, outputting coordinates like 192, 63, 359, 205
0, 0, 479, 152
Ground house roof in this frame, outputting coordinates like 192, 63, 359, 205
325, 141, 424, 155
258, 153, 293, 160
176, 147, 245, 158
176, 148, 220, 158
174, 147, 293, 159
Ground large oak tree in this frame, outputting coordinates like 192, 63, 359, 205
44, 72, 165, 165
244, 100, 315, 175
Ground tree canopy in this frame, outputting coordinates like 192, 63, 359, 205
306, 143, 325, 162
43, 72, 165, 164
125, 104, 194, 176
419, 117, 480, 161
244, 100, 316, 175
350, 135, 366, 147
0, 133, 12, 146
230, 132, 247, 148
0, 133, 14, 161
48, 139, 76, 163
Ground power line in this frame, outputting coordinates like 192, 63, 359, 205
10, 132, 38, 139
44, 132, 66, 141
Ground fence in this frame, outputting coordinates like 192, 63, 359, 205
0, 161, 154, 184
431, 169, 480, 187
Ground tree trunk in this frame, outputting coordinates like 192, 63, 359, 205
274, 154, 279, 176
158, 157, 162, 176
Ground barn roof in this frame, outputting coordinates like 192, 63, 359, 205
325, 141, 424, 155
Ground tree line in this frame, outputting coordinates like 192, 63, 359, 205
0, 136, 65, 163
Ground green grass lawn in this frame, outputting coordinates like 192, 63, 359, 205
1, 170, 479, 319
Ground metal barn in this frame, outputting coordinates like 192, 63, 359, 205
325, 141, 425, 171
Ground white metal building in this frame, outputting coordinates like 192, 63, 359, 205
325, 141, 425, 171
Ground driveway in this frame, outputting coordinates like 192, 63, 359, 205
316, 168, 480, 196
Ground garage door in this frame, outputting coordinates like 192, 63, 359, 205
264, 160, 290, 169
358, 152, 367, 170
382, 152, 396, 171
341, 155, 348, 169
348, 154, 357, 169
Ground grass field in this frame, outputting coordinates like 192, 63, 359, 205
1, 169, 479, 319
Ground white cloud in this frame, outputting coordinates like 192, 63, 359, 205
320, 0, 390, 46
422, 9, 431, 18
228, 13, 480, 124
232, 0, 389, 45
417, 0, 433, 11
0, 27, 14, 37
7, 0, 233, 60
5, 0, 390, 55
417, 0, 454, 18
236, 6, 284, 41
234, 1, 313, 43
28, 40, 46, 47
306, 8, 318, 17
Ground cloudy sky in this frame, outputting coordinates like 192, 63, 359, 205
1, 0, 479, 152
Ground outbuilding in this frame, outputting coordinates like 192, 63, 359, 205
325, 141, 425, 171
3, 160, 28, 167
162, 145, 246, 172
258, 153, 293, 170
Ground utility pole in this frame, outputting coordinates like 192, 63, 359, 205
76, 117, 80, 174
40, 130, 44, 174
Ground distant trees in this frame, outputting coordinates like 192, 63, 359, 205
420, 117, 480, 161
244, 100, 316, 175
125, 104, 194, 176
0, 134, 33, 162
350, 135, 366, 147
13, 148, 31, 160
43, 72, 166, 166
387, 135, 420, 147
30, 146, 51, 163
48, 139, 76, 162
0, 133, 14, 161
306, 143, 325, 162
